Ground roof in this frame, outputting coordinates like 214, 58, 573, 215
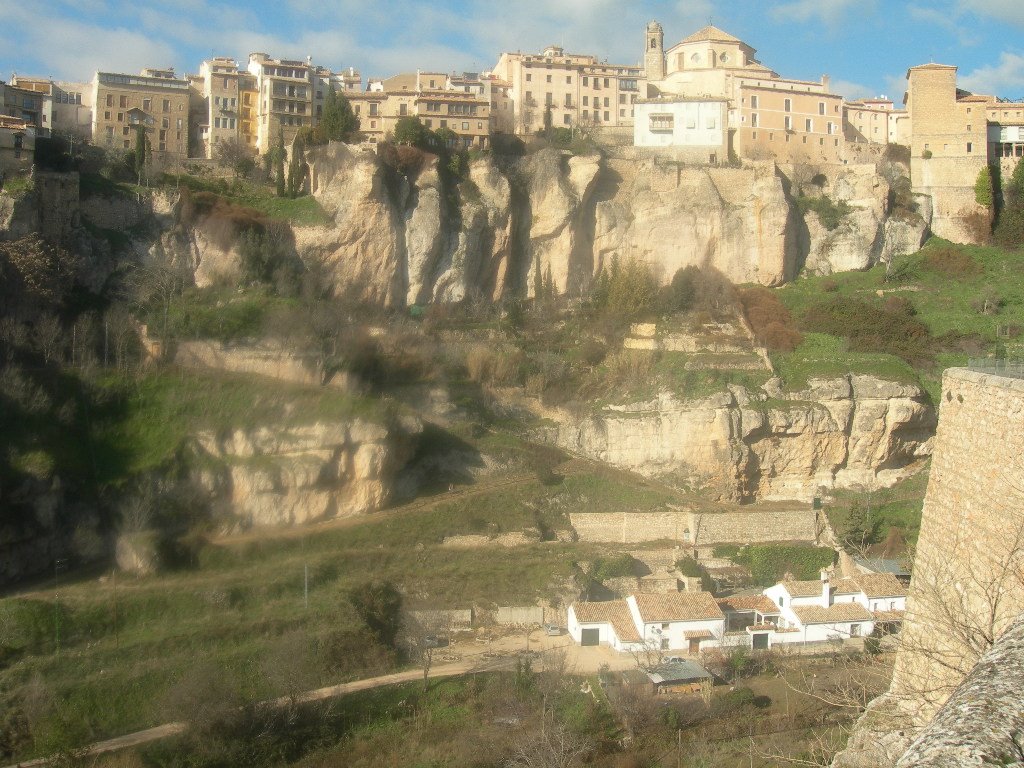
792, 603, 874, 625
716, 596, 781, 615
648, 660, 713, 685
572, 600, 641, 643
852, 573, 907, 599
633, 592, 724, 623
684, 629, 715, 640
853, 557, 910, 577
831, 578, 862, 595
0, 115, 30, 130
679, 25, 744, 45
781, 580, 827, 598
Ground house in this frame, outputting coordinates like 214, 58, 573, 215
0, 115, 35, 176
633, 96, 729, 163
716, 595, 783, 650
569, 592, 726, 654
91, 69, 190, 160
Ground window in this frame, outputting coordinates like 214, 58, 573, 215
440, 119, 447, 128
686, 115, 696, 129
751, 112, 759, 128
603, 78, 609, 87
566, 76, 572, 84
369, 103, 378, 116
850, 624, 862, 637
564, 94, 572, 108
819, 102, 825, 115
784, 115, 792, 130
462, 121, 469, 130
546, 74, 552, 83
604, 111, 609, 121
162, 117, 169, 129
119, 95, 128, 108
143, 98, 152, 111
177, 118, 182, 130
603, 97, 609, 107
619, 94, 626, 104
750, 95, 758, 109
805, 118, 812, 132
526, 73, 532, 82
784, 98, 792, 112
582, 77, 588, 86
563, 114, 571, 125
546, 92, 553, 106
106, 94, 113, 107
159, 129, 166, 140
779, 597, 784, 607
162, 99, 170, 112
583, 96, 589, 106
159, 142, 165, 151
122, 126, 130, 136
706, 116, 717, 129
967, 142, 973, 153
117, 112, 123, 122
399, 103, 407, 115
104, 111, 111, 120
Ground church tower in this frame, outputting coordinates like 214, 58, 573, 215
645, 21, 665, 82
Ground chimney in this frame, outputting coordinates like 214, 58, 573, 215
820, 568, 831, 605
822, 74, 831, 93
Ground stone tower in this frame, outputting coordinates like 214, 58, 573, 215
645, 21, 665, 82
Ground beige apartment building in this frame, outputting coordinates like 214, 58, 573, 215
91, 68, 190, 160
247, 53, 315, 153
350, 71, 492, 149
448, 72, 514, 136
645, 23, 846, 163
1, 81, 46, 137
845, 97, 910, 146
490, 46, 644, 134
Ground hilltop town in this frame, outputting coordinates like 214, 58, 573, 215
3, 21, 1023, 243
1, 18, 1024, 768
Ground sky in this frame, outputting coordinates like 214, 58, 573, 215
2, 0, 1024, 102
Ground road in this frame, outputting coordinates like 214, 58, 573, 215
1, 632, 630, 768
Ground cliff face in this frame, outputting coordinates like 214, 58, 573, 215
290, 146, 927, 306
546, 375, 934, 502
192, 415, 423, 528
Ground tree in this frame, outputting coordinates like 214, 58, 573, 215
274, 129, 286, 198
543, 102, 554, 134
400, 610, 453, 691
994, 158, 1024, 246
394, 116, 430, 148
133, 125, 150, 185
286, 135, 307, 198
214, 138, 256, 178
974, 165, 994, 210
319, 86, 359, 142
346, 581, 402, 650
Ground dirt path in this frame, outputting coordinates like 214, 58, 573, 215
1, 632, 626, 768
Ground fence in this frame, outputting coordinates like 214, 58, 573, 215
967, 359, 1024, 380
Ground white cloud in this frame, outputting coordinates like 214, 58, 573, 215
958, 0, 1024, 27
830, 79, 876, 100
960, 52, 1024, 97
908, 4, 980, 45
769, 0, 869, 28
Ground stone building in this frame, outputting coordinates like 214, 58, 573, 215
489, 45, 644, 135
91, 68, 190, 161
7, 76, 93, 140
844, 97, 910, 146
350, 71, 492, 149
643, 23, 848, 163
246, 53, 315, 154
0, 115, 34, 175
632, 96, 728, 162
1, 81, 46, 136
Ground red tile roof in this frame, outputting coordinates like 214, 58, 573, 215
852, 574, 907, 599
633, 592, 724, 623
573, 600, 641, 643
782, 580, 827, 598
792, 603, 873, 625
716, 596, 781, 615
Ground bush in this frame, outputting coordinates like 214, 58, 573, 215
796, 195, 852, 230
663, 265, 737, 316
799, 294, 933, 364
921, 245, 982, 279
975, 166, 994, 209
732, 544, 835, 586
591, 553, 637, 582
591, 257, 660, 321
739, 287, 803, 352
675, 557, 715, 593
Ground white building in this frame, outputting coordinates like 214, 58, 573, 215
568, 572, 906, 654
633, 96, 729, 162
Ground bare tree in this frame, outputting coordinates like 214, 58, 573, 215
31, 313, 64, 364
503, 721, 592, 768
628, 637, 666, 674
400, 610, 453, 691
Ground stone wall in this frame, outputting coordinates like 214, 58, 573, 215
892, 368, 1024, 717
569, 507, 819, 546
494, 606, 545, 626
175, 340, 357, 391
834, 368, 1024, 767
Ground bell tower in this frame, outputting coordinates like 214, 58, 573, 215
645, 21, 665, 82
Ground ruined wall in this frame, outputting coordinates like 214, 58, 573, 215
569, 507, 819, 545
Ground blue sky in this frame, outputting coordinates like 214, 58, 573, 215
2, 0, 1023, 102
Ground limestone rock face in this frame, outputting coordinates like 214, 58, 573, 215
801, 166, 930, 275
593, 160, 795, 287
547, 375, 935, 502
304, 142, 406, 307
192, 416, 423, 528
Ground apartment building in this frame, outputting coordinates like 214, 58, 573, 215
91, 68, 190, 160
645, 23, 845, 162
490, 46, 644, 134
247, 53, 315, 153
0, 115, 34, 175
845, 97, 910, 146
448, 72, 514, 135
350, 71, 492, 149
1, 81, 46, 136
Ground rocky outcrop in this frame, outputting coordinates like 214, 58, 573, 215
797, 165, 931, 276
546, 375, 935, 502
594, 160, 796, 287
191, 415, 423, 528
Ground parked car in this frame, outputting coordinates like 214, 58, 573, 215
544, 624, 562, 636
664, 656, 685, 663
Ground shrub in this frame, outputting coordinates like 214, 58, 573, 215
739, 287, 803, 352
664, 265, 737, 316
796, 195, 852, 230
732, 544, 835, 586
975, 166, 994, 209
675, 557, 715, 593
883, 144, 911, 166
591, 553, 637, 582
799, 294, 933, 364
921, 245, 982, 279
591, 257, 660, 321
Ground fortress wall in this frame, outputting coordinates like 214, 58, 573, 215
690, 509, 819, 546
569, 508, 819, 546
891, 368, 1024, 721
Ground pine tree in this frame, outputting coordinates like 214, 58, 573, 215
274, 129, 286, 198
320, 85, 358, 142
133, 126, 148, 184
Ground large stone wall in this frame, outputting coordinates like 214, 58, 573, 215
892, 369, 1024, 717
834, 368, 1024, 767
569, 507, 819, 546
